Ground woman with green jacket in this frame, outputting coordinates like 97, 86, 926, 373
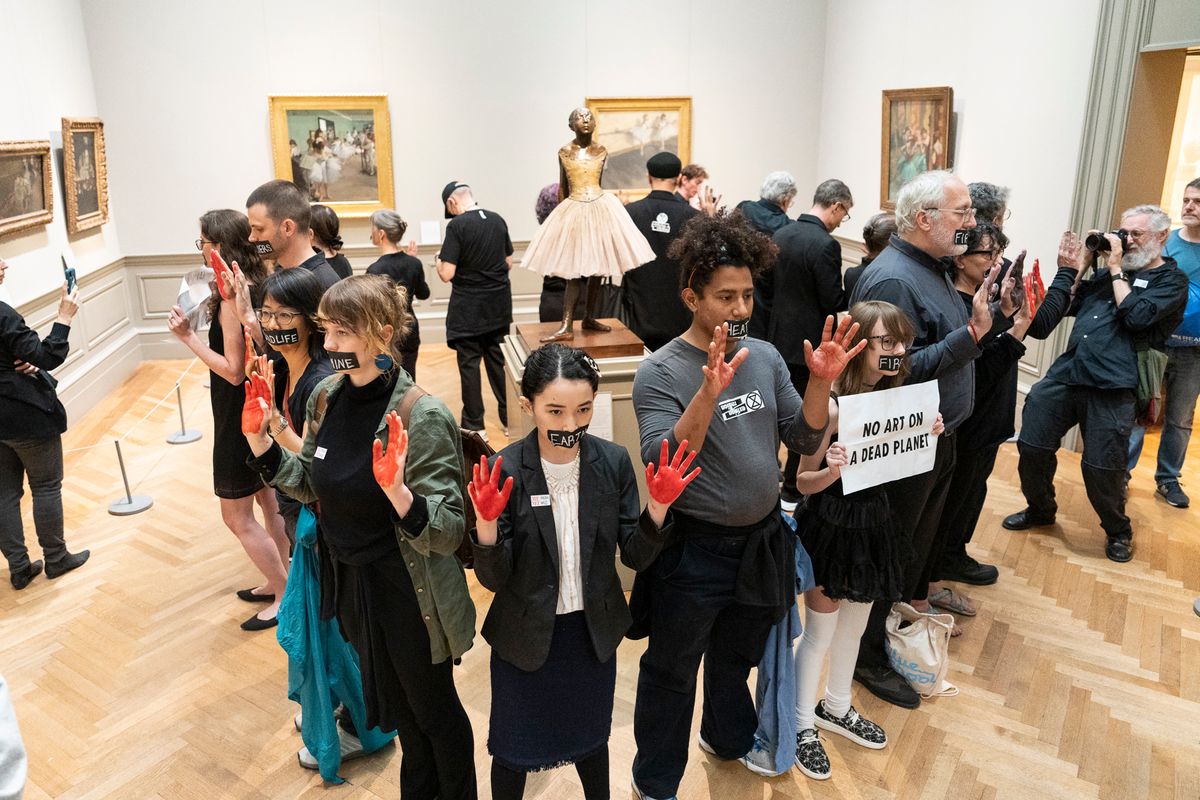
244, 274, 477, 800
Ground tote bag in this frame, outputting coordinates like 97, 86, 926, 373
884, 602, 958, 698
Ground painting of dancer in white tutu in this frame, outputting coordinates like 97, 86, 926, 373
286, 109, 379, 203
585, 97, 692, 200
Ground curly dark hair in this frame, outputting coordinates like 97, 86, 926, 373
669, 210, 778, 295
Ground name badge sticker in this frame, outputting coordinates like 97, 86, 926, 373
1133, 278, 1149, 288
530, 494, 551, 507
314, 446, 328, 459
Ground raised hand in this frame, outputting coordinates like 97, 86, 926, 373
166, 305, 192, 340
825, 442, 848, 478
701, 324, 749, 399
1003, 250, 1027, 316
209, 249, 234, 302
1023, 258, 1046, 318
805, 315, 866, 383
1057, 231, 1083, 270
231, 261, 257, 329
467, 454, 513, 523
405, 240, 419, 257
241, 372, 271, 436
243, 328, 258, 377
372, 411, 408, 491
645, 438, 701, 506
970, 261, 1004, 337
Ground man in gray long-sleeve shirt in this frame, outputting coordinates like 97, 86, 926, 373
848, 170, 1013, 709
628, 212, 862, 800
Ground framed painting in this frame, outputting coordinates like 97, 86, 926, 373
269, 95, 394, 218
585, 96, 692, 199
61, 117, 109, 234
880, 87, 953, 209
0, 140, 54, 239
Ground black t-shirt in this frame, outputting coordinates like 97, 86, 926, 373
440, 208, 513, 340
326, 253, 353, 280
295, 253, 342, 291
622, 190, 697, 351
367, 252, 432, 349
310, 373, 400, 564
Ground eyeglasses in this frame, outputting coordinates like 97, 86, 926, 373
255, 309, 304, 325
866, 334, 909, 352
923, 207, 977, 221
1002, 208, 1013, 221
963, 249, 1001, 260
837, 202, 852, 221
194, 238, 213, 251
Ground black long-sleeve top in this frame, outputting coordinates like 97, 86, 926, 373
0, 303, 70, 438
1031, 258, 1188, 390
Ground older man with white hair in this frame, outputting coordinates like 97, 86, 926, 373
847, 170, 1015, 708
1004, 205, 1188, 563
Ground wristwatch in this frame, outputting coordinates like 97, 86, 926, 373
268, 416, 289, 438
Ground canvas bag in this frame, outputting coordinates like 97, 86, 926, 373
884, 602, 958, 698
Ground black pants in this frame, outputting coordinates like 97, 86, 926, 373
336, 555, 476, 800
632, 533, 777, 798
490, 748, 609, 800
450, 329, 508, 431
400, 349, 418, 383
780, 363, 810, 499
1017, 378, 1135, 541
935, 441, 1000, 574
0, 436, 67, 573
857, 431, 957, 670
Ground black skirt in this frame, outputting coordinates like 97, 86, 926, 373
797, 489, 907, 604
488, 611, 615, 772
208, 312, 264, 499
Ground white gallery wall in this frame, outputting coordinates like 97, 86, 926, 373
0, 0, 122, 307
815, 0, 1101, 277
79, 0, 829, 256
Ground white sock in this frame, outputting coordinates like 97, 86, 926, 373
823, 600, 873, 719
794, 606, 839, 732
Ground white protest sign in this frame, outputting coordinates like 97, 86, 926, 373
837, 380, 941, 494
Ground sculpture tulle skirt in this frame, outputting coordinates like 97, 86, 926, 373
521, 193, 655, 285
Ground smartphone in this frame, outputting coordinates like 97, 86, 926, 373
61, 256, 77, 293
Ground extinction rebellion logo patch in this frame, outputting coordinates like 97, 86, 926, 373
718, 389, 765, 421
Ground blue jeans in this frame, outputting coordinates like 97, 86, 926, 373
1127, 346, 1200, 483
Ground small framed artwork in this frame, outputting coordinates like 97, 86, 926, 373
268, 95, 394, 218
585, 96, 692, 199
0, 140, 54, 239
61, 117, 110, 234
880, 87, 953, 209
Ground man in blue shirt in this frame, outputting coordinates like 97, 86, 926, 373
1127, 178, 1200, 508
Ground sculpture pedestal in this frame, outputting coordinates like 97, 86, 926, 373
514, 319, 645, 360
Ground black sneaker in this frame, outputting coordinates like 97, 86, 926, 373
939, 552, 999, 586
1156, 481, 1190, 508
814, 700, 888, 750
793, 728, 830, 780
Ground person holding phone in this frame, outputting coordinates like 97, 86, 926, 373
0, 256, 90, 589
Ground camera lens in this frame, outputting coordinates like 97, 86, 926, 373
1084, 233, 1110, 252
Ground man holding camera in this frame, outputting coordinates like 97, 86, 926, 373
1004, 205, 1188, 562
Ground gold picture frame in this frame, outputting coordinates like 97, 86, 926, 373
269, 95, 394, 218
61, 117, 109, 235
585, 96, 692, 200
0, 140, 54, 239
880, 87, 953, 210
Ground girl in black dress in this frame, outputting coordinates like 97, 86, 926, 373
366, 209, 430, 379
167, 209, 288, 631
468, 344, 699, 800
790, 301, 944, 780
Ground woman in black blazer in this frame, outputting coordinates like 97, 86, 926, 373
468, 343, 699, 800
0, 257, 89, 589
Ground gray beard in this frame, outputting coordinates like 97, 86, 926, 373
1121, 246, 1156, 271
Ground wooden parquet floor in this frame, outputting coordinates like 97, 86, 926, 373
2, 348, 1199, 799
